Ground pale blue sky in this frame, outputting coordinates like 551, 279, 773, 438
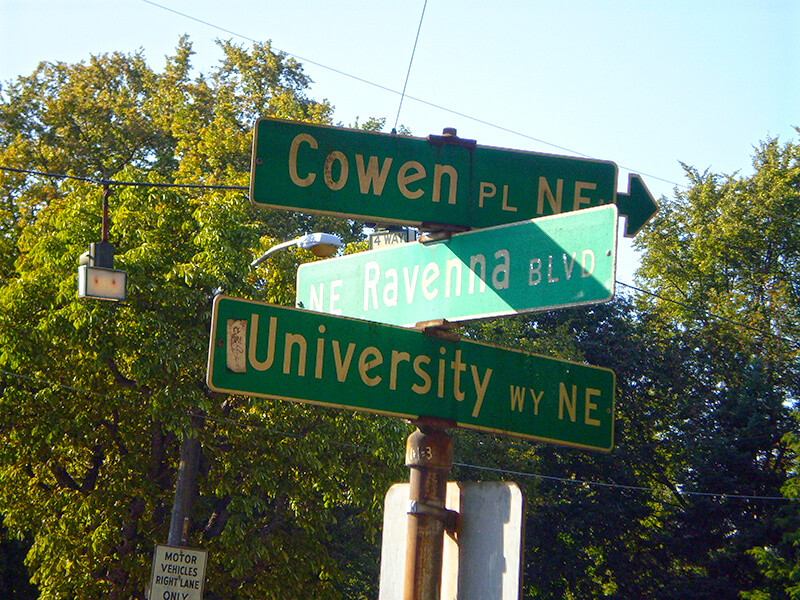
2, 0, 799, 282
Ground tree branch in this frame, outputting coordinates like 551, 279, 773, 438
80, 444, 104, 493
202, 495, 231, 540
104, 357, 152, 396
49, 462, 80, 491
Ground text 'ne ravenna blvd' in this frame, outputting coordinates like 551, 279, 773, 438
307, 249, 598, 317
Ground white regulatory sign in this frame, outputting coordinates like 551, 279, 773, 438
149, 545, 208, 600
368, 228, 419, 249
379, 482, 524, 600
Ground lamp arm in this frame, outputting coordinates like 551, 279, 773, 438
250, 239, 298, 267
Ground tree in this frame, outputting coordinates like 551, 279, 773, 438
445, 133, 799, 599
0, 38, 407, 599
455, 298, 701, 599
0, 518, 36, 599
633, 132, 800, 599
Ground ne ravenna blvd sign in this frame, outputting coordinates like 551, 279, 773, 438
249, 117, 657, 236
297, 205, 617, 327
207, 297, 615, 451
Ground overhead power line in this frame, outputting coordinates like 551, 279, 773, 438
394, 0, 428, 133
0, 164, 247, 191
0, 367, 795, 503
618, 282, 799, 348
453, 462, 795, 502
137, 0, 685, 190
2, 164, 797, 349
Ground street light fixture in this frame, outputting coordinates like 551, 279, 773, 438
250, 232, 342, 268
77, 263, 127, 301
166, 231, 343, 547
77, 185, 127, 301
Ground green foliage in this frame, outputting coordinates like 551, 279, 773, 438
449, 132, 800, 599
632, 131, 800, 599
0, 39, 404, 599
459, 300, 690, 599
2, 29, 799, 600
0, 518, 37, 599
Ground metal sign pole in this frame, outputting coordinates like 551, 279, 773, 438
403, 418, 455, 600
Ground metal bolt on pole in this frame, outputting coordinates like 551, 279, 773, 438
403, 417, 455, 600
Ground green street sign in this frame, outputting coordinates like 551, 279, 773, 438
297, 205, 617, 327
207, 296, 615, 451
249, 117, 657, 236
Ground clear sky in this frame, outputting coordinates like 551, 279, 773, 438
2, 0, 798, 283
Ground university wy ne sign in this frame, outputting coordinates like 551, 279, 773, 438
297, 205, 617, 327
207, 297, 615, 451
250, 117, 657, 236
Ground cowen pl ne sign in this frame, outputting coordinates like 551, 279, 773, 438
207, 297, 615, 451
297, 205, 617, 327
249, 117, 657, 236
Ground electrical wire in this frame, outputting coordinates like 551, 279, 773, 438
0, 164, 247, 191
0, 368, 796, 503
137, 1, 402, 108
2, 163, 797, 350
137, 0, 685, 190
451, 462, 795, 502
618, 281, 799, 348
393, 0, 428, 133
